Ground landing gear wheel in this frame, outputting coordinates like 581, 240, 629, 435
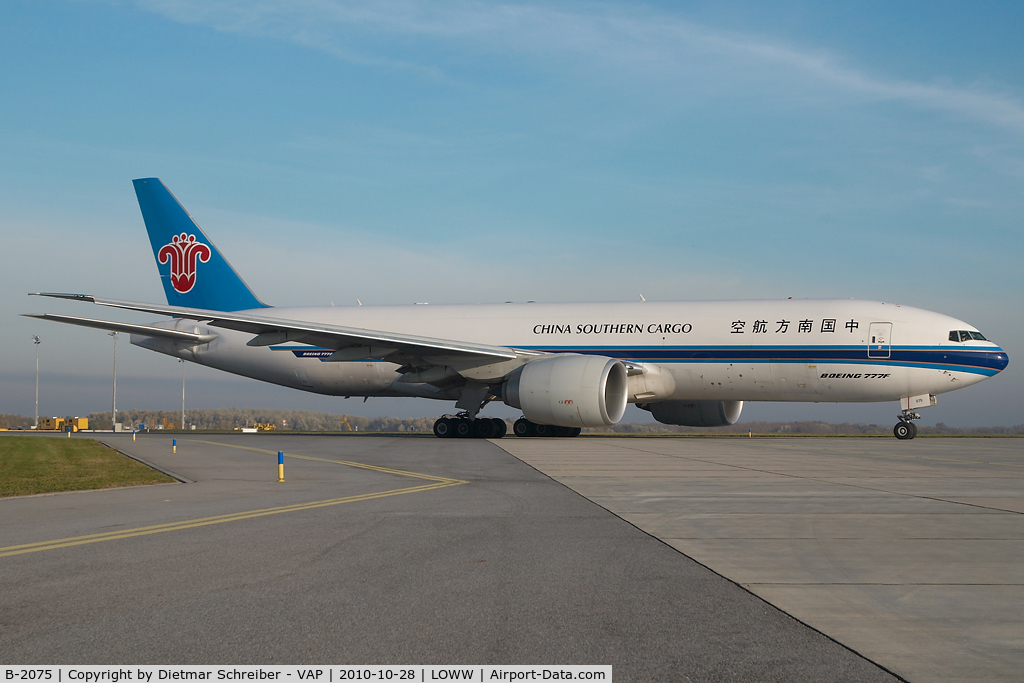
454, 419, 473, 438
473, 419, 497, 439
433, 418, 453, 438
493, 418, 507, 438
513, 418, 531, 437
533, 423, 551, 437
894, 422, 915, 440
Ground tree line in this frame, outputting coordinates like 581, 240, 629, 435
2, 410, 1021, 435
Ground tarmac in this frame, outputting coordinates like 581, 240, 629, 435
1, 434, 1020, 681
494, 436, 1024, 682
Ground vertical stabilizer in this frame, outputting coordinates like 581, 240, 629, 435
133, 178, 267, 311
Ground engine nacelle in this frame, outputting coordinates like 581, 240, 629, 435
503, 355, 628, 428
644, 400, 744, 427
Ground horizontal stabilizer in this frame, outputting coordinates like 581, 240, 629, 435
23, 313, 219, 344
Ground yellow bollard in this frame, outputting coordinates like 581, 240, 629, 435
278, 451, 285, 482
67, 430, 71, 438
133, 430, 136, 442
172, 438, 177, 454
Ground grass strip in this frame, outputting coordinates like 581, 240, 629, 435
0, 436, 174, 497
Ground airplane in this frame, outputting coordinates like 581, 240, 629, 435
26, 178, 1009, 440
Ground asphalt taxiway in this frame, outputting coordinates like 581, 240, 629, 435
0, 434, 896, 681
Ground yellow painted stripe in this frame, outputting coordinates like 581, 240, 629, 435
1, 442, 467, 559
189, 439, 462, 483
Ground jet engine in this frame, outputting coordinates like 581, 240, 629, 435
503, 355, 628, 428
641, 400, 744, 427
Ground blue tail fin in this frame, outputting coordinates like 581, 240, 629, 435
133, 178, 267, 311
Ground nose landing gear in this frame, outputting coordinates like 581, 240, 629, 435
893, 411, 921, 440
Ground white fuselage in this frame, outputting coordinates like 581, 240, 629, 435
133, 299, 1007, 405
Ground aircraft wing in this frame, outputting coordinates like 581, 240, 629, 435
22, 313, 219, 344
29, 293, 523, 364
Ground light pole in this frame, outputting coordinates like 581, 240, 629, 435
180, 358, 186, 430
32, 335, 40, 429
109, 332, 118, 430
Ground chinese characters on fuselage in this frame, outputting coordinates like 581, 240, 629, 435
528, 318, 864, 336
731, 318, 860, 333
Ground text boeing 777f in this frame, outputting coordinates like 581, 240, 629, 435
26, 178, 1009, 439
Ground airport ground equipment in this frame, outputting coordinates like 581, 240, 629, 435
38, 417, 63, 431
37, 417, 88, 432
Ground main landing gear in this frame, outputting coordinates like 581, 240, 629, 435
893, 411, 921, 440
512, 418, 581, 438
433, 414, 508, 439
430, 415, 583, 438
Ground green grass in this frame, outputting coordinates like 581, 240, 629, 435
0, 436, 175, 497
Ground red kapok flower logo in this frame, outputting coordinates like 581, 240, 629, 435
158, 233, 212, 294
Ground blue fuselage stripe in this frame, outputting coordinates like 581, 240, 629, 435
526, 346, 1008, 376
268, 345, 1007, 376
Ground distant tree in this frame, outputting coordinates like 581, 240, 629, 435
0, 414, 32, 429
80, 408, 1023, 435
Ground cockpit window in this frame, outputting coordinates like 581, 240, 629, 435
969, 331, 987, 341
950, 330, 988, 342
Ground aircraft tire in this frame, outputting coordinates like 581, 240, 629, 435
893, 422, 913, 440
454, 419, 473, 438
433, 418, 453, 438
473, 419, 497, 439
513, 418, 532, 437
533, 423, 551, 437
493, 419, 507, 438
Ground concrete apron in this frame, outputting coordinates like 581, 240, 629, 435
494, 436, 1024, 683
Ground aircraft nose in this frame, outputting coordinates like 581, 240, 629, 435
994, 348, 1009, 372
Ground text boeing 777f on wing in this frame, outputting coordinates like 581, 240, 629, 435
26, 178, 1009, 439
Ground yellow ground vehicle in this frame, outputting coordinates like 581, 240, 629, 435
234, 422, 277, 432
37, 417, 88, 432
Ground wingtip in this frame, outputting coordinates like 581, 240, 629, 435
31, 292, 96, 302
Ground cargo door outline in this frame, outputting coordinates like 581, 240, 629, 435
868, 322, 892, 359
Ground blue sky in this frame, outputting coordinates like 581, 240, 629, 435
2, 0, 1021, 425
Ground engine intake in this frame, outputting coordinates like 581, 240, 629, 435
643, 400, 743, 427
503, 355, 628, 428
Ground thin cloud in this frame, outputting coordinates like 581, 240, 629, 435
134, 0, 1024, 133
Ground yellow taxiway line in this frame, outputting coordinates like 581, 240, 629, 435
190, 439, 462, 482
0, 441, 467, 559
